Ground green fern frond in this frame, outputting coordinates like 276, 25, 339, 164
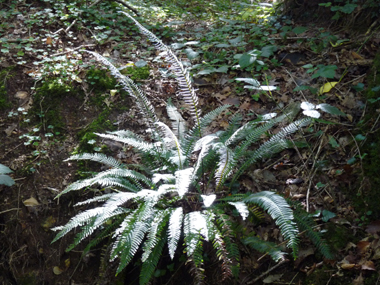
111, 204, 156, 274
243, 236, 286, 262
140, 235, 167, 285
67, 207, 128, 251
120, 12, 201, 127
293, 208, 334, 259
228, 202, 249, 220
65, 153, 122, 168
242, 191, 299, 255
214, 143, 234, 190
51, 207, 105, 242
142, 209, 170, 262
231, 117, 312, 185
182, 104, 231, 159
168, 207, 184, 259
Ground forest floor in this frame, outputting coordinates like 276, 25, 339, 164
1, 1, 380, 284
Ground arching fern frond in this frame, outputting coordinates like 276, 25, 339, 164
242, 191, 299, 255
85, 50, 158, 126
65, 152, 121, 168
120, 12, 201, 127
57, 168, 153, 197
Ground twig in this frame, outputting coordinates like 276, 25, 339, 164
113, 0, 140, 16
0, 208, 20, 215
247, 259, 289, 284
50, 44, 96, 57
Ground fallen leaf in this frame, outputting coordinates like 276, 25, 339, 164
23, 197, 40, 207
15, 91, 28, 100
357, 240, 370, 255
46, 37, 52, 45
361, 260, 375, 271
319, 82, 338, 95
263, 274, 283, 283
53, 266, 64, 275
351, 51, 364, 60
223, 97, 240, 106
340, 263, 356, 270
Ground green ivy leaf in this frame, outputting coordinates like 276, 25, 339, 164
261, 45, 277, 57
292, 26, 307, 34
312, 65, 337, 79
322, 210, 336, 222
184, 48, 199, 60
239, 53, 256, 69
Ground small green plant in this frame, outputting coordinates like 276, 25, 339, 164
0, 163, 15, 186
52, 12, 340, 284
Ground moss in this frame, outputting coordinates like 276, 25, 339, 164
76, 108, 115, 153
0, 67, 14, 110
31, 78, 78, 132
120, 66, 150, 81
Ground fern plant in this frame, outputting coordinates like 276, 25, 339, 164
52, 11, 342, 284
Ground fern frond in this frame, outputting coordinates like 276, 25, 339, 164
142, 209, 170, 262
95, 132, 159, 155
182, 104, 230, 160
57, 168, 153, 198
51, 207, 105, 242
293, 208, 334, 259
111, 203, 156, 274
67, 207, 128, 251
65, 153, 122, 168
184, 211, 208, 256
120, 12, 201, 126
243, 236, 286, 262
228, 202, 249, 220
140, 235, 167, 285
242, 191, 299, 255
168, 207, 184, 259
86, 50, 159, 126
155, 121, 183, 168
214, 143, 234, 190
232, 117, 312, 185
175, 168, 194, 197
